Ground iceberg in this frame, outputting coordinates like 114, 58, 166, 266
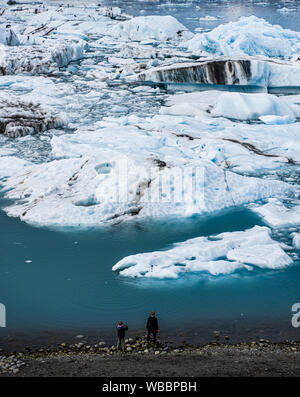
110, 15, 193, 42
251, 198, 300, 228
184, 16, 300, 59
0, 156, 32, 178
292, 233, 300, 249
1, 41, 85, 75
0, 122, 293, 228
210, 92, 296, 121
0, 93, 66, 138
137, 57, 300, 89
0, 25, 19, 46
0, 2, 298, 234
259, 114, 295, 125
112, 226, 292, 278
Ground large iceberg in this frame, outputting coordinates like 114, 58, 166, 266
184, 16, 300, 59
210, 92, 296, 121
112, 226, 293, 278
137, 57, 300, 89
0, 41, 85, 75
0, 124, 292, 228
0, 92, 66, 138
0, 2, 299, 236
110, 15, 193, 42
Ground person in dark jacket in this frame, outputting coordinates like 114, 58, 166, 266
146, 311, 159, 344
116, 320, 128, 351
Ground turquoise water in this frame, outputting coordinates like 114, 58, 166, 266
0, 206, 299, 334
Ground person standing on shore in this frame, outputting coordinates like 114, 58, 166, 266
116, 320, 128, 351
146, 311, 159, 344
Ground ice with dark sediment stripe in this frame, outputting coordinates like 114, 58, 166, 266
137, 57, 300, 88
0, 25, 19, 46
0, 41, 85, 75
0, 93, 66, 138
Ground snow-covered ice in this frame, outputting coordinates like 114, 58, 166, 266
0, 123, 293, 228
0, 25, 19, 46
251, 198, 300, 227
112, 226, 293, 278
0, 92, 66, 137
184, 16, 300, 59
109, 15, 193, 42
210, 92, 296, 121
292, 233, 300, 249
0, 1, 299, 280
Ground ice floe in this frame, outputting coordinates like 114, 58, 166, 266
210, 92, 296, 121
1, 40, 85, 75
0, 25, 19, 46
136, 57, 300, 89
251, 198, 300, 227
184, 16, 300, 59
109, 15, 193, 42
0, 122, 293, 228
112, 226, 293, 278
0, 1, 299, 237
0, 92, 66, 137
292, 233, 300, 249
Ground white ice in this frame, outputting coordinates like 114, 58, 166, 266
109, 15, 193, 42
251, 198, 300, 228
137, 58, 300, 89
210, 92, 296, 121
292, 233, 300, 249
184, 16, 300, 59
0, 2, 299, 236
0, 121, 293, 228
112, 226, 292, 278
0, 26, 19, 46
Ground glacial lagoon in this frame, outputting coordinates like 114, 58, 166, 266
0, 0, 300, 341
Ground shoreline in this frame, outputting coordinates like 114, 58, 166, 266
1, 317, 299, 354
1, 320, 300, 377
1, 336, 300, 377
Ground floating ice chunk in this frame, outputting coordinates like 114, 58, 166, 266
0, 93, 66, 138
136, 57, 300, 88
0, 156, 32, 179
199, 16, 218, 21
110, 15, 193, 42
112, 226, 292, 278
1, 41, 85, 75
0, 25, 19, 46
277, 7, 296, 13
26, 10, 67, 26
184, 16, 300, 59
252, 198, 300, 227
0, 125, 292, 228
259, 114, 295, 125
211, 92, 295, 121
292, 233, 300, 249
